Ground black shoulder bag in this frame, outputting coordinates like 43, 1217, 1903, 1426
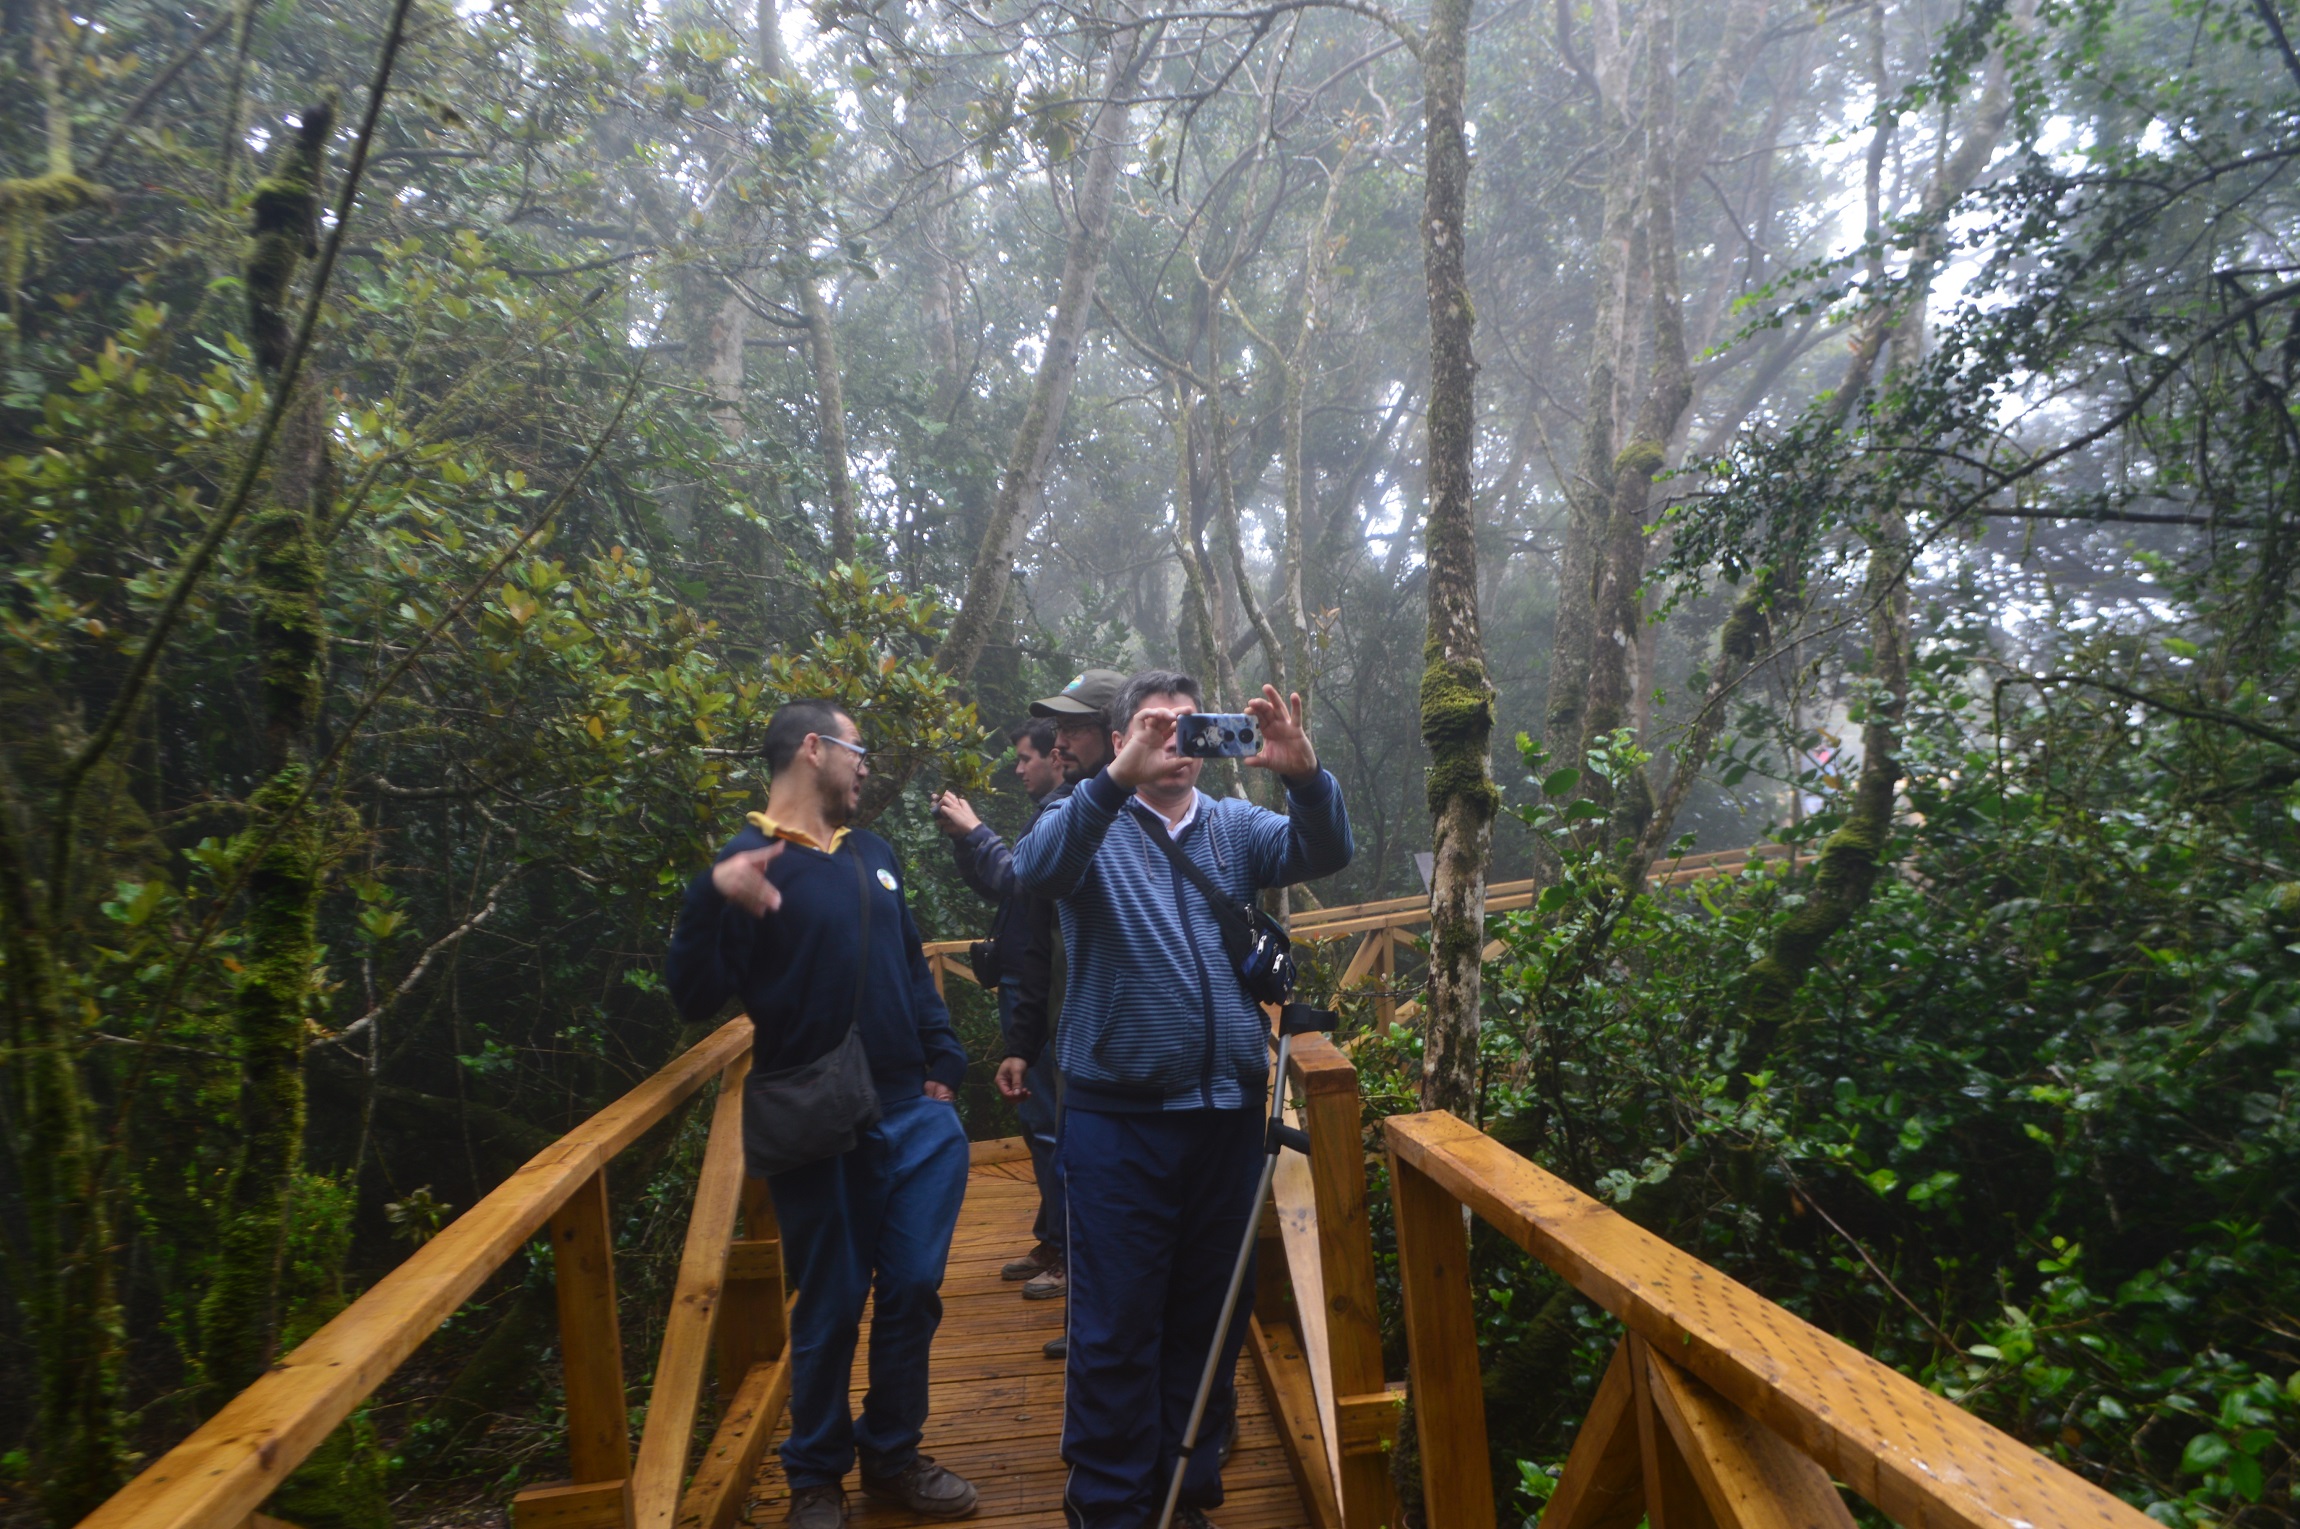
741, 847, 885, 1178
1134, 806, 1297, 1005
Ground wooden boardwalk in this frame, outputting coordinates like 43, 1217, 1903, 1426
736, 1156, 1313, 1528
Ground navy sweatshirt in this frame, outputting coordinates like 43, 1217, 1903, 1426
667, 824, 968, 1104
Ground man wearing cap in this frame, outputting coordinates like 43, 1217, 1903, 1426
991, 669, 1125, 1311
1011, 669, 1352, 1529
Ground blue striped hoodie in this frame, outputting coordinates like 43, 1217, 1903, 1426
1010, 767, 1353, 1112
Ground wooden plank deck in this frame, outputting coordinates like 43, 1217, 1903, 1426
736, 1157, 1315, 1527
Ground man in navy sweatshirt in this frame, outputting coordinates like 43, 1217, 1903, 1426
668, 699, 976, 1528
1010, 670, 1352, 1529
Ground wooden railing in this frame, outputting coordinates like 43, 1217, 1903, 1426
1385, 1111, 2156, 1529
1264, 1033, 1400, 1529
78, 1016, 786, 1529
924, 842, 1795, 1031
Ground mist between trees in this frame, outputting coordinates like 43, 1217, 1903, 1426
3, 0, 2298, 1520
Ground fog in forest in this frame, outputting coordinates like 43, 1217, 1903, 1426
6, 0, 2300, 1520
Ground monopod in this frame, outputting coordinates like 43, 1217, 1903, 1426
1153, 1001, 1337, 1529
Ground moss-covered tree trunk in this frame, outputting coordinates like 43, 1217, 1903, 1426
1734, 514, 1906, 1080
1579, 0, 1693, 856
0, 791, 125, 1522
1415, 0, 1495, 1119
199, 102, 335, 1398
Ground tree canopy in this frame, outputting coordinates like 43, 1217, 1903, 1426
3, 0, 2297, 1520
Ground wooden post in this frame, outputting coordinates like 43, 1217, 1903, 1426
551, 1168, 631, 1489
927, 952, 947, 1000
1296, 1036, 1397, 1529
631, 1056, 753, 1529
1375, 929, 1397, 1034
1388, 1150, 1495, 1529
513, 1168, 633, 1527
713, 1177, 786, 1402
1629, 1336, 1719, 1529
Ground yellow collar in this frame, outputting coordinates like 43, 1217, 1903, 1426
747, 811, 850, 853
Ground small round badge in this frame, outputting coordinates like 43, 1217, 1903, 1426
876, 868, 899, 891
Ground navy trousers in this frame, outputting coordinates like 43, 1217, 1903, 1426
1059, 1103, 1263, 1528
769, 1091, 970, 1489
999, 979, 1065, 1253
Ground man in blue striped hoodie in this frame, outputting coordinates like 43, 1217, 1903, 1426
1010, 670, 1353, 1529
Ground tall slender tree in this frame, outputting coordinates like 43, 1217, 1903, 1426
1415, 0, 1495, 1118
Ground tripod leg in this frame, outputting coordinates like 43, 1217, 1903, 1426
1155, 1037, 1292, 1529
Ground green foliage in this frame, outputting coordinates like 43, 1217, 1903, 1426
1352, 645, 2300, 1522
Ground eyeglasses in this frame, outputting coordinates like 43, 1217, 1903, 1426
817, 734, 871, 763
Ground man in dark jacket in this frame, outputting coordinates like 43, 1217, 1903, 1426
1012, 671, 1352, 1529
930, 717, 1064, 1295
668, 699, 977, 1528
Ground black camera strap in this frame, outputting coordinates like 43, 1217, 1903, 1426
1130, 802, 1257, 966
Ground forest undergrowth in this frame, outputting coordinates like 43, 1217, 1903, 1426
1340, 672, 2300, 1525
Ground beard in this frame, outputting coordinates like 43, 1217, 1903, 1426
821, 773, 858, 827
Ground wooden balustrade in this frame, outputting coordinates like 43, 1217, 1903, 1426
77, 1017, 788, 1529
86, 850, 1901, 1529
1384, 1110, 2156, 1529
1277, 1034, 1400, 1529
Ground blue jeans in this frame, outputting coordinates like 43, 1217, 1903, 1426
769, 1091, 970, 1489
999, 979, 1065, 1253
1058, 1103, 1262, 1528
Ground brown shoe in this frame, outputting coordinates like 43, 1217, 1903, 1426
861, 1454, 979, 1518
1001, 1240, 1058, 1281
1022, 1256, 1067, 1301
786, 1484, 846, 1528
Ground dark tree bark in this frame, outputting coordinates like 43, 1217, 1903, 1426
1415, 0, 1496, 1118
200, 101, 335, 1399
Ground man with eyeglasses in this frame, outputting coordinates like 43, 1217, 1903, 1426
669, 698, 978, 1527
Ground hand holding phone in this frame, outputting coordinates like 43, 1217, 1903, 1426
1175, 713, 1262, 758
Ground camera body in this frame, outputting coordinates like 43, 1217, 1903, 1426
1176, 712, 1261, 759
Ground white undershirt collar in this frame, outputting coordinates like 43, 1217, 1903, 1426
1137, 791, 1200, 838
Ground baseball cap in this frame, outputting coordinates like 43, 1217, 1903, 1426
1030, 668, 1127, 720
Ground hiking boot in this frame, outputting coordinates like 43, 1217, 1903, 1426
861, 1454, 979, 1518
1022, 1256, 1067, 1300
1043, 1332, 1067, 1360
1214, 1413, 1237, 1471
1175, 1507, 1222, 1528
786, 1484, 846, 1528
1001, 1240, 1058, 1281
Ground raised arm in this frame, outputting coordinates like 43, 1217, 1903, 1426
1241, 768, 1355, 888
1237, 684, 1353, 887
947, 822, 1017, 902
666, 835, 784, 1022
1012, 773, 1126, 897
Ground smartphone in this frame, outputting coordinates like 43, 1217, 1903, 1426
1176, 713, 1261, 759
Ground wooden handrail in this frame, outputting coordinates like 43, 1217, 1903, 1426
1384, 1110, 2154, 1529
79, 1018, 754, 1529
916, 844, 1791, 965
